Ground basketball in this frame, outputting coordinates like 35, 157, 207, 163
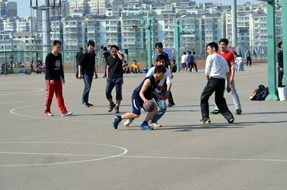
143, 100, 156, 112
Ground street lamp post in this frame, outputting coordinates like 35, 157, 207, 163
174, 15, 186, 72
145, 13, 153, 69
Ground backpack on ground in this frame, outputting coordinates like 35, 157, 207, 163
250, 84, 269, 101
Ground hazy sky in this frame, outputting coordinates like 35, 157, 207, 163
12, 0, 258, 17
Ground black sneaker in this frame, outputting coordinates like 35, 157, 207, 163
211, 110, 220, 114
236, 109, 242, 115
112, 116, 122, 129
227, 117, 235, 123
114, 105, 119, 114
200, 118, 211, 124
168, 103, 175, 107
82, 102, 90, 107
108, 102, 116, 112
87, 102, 93, 107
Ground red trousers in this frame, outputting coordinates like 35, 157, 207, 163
44, 80, 67, 114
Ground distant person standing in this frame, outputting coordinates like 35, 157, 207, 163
102, 46, 111, 78
212, 38, 242, 115
75, 47, 84, 79
200, 42, 234, 124
180, 52, 188, 72
105, 45, 124, 113
277, 41, 284, 87
154, 42, 175, 107
44, 40, 72, 117
245, 49, 252, 66
78, 40, 98, 107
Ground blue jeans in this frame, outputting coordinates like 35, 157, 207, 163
82, 74, 93, 104
151, 99, 166, 123
105, 77, 123, 101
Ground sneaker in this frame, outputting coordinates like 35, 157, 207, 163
211, 110, 220, 114
124, 119, 134, 127
236, 109, 242, 115
82, 102, 90, 107
149, 122, 162, 129
61, 111, 73, 117
87, 102, 93, 107
44, 112, 53, 117
114, 105, 119, 114
227, 117, 235, 123
113, 116, 122, 129
200, 118, 211, 124
139, 123, 152, 130
108, 102, 116, 112
168, 103, 175, 107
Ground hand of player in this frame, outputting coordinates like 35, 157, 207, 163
61, 78, 65, 84
94, 73, 98, 79
226, 86, 231, 93
78, 73, 83, 79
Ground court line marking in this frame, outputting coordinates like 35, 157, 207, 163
0, 142, 128, 167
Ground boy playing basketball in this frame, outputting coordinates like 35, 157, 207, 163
112, 65, 166, 130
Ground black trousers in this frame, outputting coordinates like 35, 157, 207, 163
200, 78, 233, 120
278, 70, 284, 87
168, 90, 175, 105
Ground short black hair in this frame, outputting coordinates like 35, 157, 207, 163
155, 54, 165, 63
155, 42, 163, 48
110, 45, 119, 50
87, 40, 95, 47
154, 65, 166, 74
52, 40, 61, 46
103, 47, 107, 51
206, 42, 219, 52
278, 41, 283, 48
219, 38, 229, 45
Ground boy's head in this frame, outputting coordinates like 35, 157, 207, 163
278, 41, 283, 49
154, 54, 165, 67
87, 40, 95, 53
155, 42, 163, 53
52, 40, 61, 53
110, 45, 119, 56
206, 42, 219, 55
219, 38, 229, 52
154, 65, 166, 80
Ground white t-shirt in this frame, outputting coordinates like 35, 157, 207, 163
181, 54, 188, 63
205, 53, 229, 79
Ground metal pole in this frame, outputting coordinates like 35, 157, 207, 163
174, 19, 180, 72
281, 0, 287, 85
42, 0, 51, 62
265, 0, 278, 100
146, 13, 152, 69
232, 0, 238, 47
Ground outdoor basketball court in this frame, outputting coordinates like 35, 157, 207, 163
0, 63, 287, 190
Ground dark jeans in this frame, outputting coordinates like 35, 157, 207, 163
105, 77, 123, 101
278, 70, 284, 87
82, 74, 93, 104
168, 90, 175, 105
246, 57, 252, 66
200, 78, 233, 120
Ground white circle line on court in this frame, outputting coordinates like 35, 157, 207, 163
9, 104, 98, 122
121, 155, 287, 163
0, 142, 128, 167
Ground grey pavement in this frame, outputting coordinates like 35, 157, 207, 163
0, 63, 287, 190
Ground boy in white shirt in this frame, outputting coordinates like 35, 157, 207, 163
200, 42, 234, 124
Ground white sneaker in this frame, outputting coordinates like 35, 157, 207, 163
124, 119, 133, 127
61, 111, 73, 117
149, 122, 162, 128
44, 112, 53, 117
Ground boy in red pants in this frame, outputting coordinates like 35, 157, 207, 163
44, 40, 72, 117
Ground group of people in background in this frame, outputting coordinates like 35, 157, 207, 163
180, 51, 198, 72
